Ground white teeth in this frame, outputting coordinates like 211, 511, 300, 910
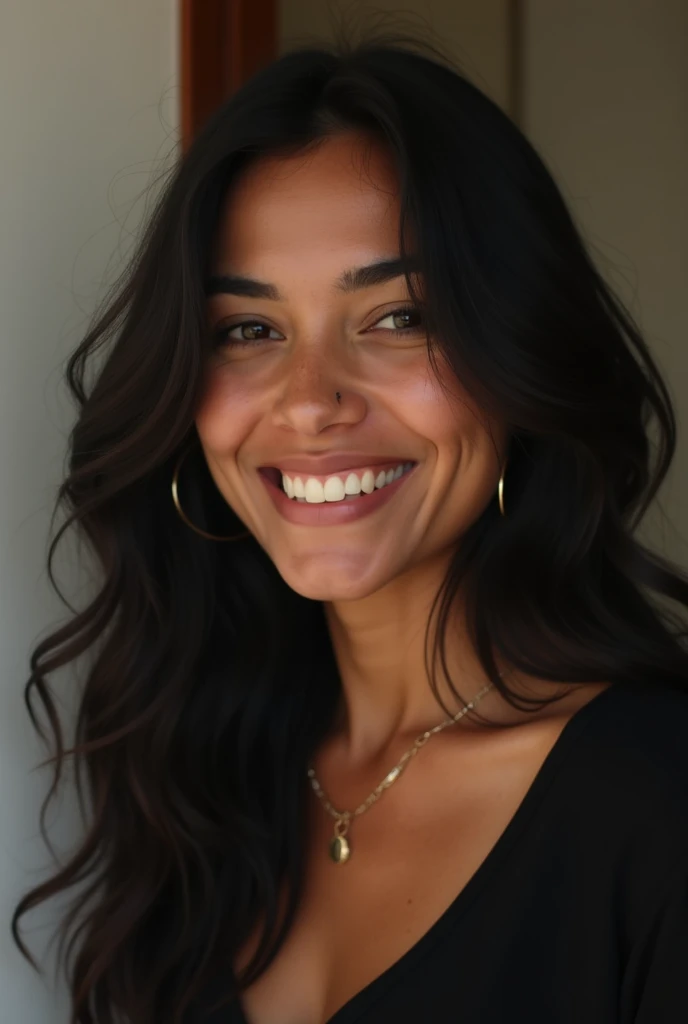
344, 472, 361, 495
323, 476, 345, 502
279, 462, 413, 504
361, 469, 376, 494
304, 478, 325, 503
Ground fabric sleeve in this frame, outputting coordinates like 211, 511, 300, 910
621, 861, 688, 1023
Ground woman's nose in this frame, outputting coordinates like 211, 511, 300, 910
270, 357, 366, 436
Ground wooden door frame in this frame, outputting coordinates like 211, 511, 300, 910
180, 0, 277, 149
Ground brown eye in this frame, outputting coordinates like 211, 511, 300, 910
372, 306, 425, 334
237, 323, 272, 341
212, 321, 283, 348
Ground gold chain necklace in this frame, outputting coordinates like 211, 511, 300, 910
307, 681, 495, 864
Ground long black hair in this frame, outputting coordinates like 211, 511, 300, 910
12, 33, 688, 1023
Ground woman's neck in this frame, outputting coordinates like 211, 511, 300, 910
323, 554, 491, 761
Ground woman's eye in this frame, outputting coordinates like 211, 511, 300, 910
371, 306, 425, 335
213, 321, 283, 347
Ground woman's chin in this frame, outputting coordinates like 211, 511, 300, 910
273, 552, 392, 603
287, 581, 375, 602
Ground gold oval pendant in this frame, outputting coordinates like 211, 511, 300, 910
329, 835, 350, 864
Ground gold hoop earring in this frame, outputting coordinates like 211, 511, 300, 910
171, 446, 251, 542
498, 463, 506, 517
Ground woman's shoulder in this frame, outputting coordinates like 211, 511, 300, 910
566, 677, 688, 842
564, 679, 688, 946
581, 678, 688, 777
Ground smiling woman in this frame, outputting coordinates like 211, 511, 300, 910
11, 32, 688, 1024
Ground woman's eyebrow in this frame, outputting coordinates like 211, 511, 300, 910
205, 256, 420, 300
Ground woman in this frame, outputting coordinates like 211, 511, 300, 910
12, 35, 688, 1024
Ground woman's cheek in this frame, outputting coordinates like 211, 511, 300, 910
195, 367, 260, 450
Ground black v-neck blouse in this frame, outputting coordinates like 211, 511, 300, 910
191, 679, 688, 1023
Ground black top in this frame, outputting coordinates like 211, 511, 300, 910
193, 679, 688, 1023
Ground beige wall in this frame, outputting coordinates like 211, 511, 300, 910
0, 2, 178, 1019
523, 0, 688, 559
279, 0, 512, 112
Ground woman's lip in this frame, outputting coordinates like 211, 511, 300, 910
259, 454, 416, 476
258, 465, 417, 526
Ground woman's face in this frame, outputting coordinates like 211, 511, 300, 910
196, 132, 507, 601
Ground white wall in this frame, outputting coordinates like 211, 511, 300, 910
523, 0, 688, 559
0, 2, 178, 1019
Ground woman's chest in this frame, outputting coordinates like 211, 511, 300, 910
233, 720, 568, 1024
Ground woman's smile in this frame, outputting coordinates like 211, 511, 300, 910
257, 460, 418, 526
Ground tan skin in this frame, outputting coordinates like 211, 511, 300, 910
196, 132, 612, 1024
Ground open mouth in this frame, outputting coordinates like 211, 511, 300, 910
261, 462, 416, 504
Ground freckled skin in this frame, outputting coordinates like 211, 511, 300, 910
196, 132, 508, 605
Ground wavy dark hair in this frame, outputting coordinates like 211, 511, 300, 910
12, 33, 688, 1024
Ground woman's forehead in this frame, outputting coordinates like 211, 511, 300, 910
211, 138, 404, 279
218, 135, 399, 228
